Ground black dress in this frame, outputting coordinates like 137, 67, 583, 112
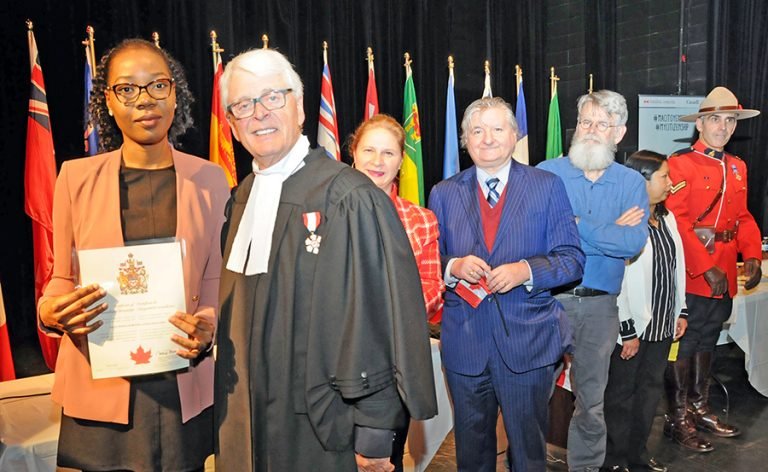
57, 165, 212, 472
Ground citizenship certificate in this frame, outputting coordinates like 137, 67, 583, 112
78, 241, 189, 379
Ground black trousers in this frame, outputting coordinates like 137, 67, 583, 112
678, 293, 732, 359
604, 336, 672, 467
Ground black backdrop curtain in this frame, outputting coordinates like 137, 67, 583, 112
707, 0, 768, 233
0, 1, 546, 344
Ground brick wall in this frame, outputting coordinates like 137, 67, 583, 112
544, 0, 708, 158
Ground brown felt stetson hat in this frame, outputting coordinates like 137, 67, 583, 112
680, 86, 760, 122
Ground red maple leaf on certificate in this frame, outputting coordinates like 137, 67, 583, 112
130, 346, 152, 364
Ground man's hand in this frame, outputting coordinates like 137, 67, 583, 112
620, 338, 640, 360
674, 318, 688, 341
615, 206, 645, 227
355, 454, 394, 472
743, 258, 763, 290
703, 265, 728, 296
452, 255, 492, 284
486, 262, 530, 293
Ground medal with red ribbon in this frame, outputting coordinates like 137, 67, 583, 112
303, 211, 322, 254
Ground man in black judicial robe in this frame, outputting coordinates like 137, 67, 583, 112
213, 49, 437, 472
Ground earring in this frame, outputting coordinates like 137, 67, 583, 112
108, 108, 113, 117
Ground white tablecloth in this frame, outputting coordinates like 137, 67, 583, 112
0, 374, 58, 472
719, 262, 768, 397
403, 338, 453, 471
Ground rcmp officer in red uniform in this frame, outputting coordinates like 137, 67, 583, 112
664, 87, 763, 452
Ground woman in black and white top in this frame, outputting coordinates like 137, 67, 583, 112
602, 150, 690, 472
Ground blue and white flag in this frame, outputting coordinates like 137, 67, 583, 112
442, 67, 459, 179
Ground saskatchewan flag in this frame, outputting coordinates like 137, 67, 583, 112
546, 86, 563, 159
399, 66, 424, 206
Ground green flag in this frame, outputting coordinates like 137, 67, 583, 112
399, 67, 424, 205
546, 88, 563, 159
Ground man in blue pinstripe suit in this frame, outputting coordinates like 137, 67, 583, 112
429, 97, 585, 471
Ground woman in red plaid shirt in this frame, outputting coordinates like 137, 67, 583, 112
350, 113, 445, 471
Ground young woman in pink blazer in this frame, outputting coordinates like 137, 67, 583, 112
38, 39, 229, 471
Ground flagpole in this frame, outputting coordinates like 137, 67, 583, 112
152, 32, 160, 48
550, 66, 559, 99
588, 73, 594, 94
262, 34, 269, 49
210, 30, 224, 73
322, 40, 328, 65
82, 26, 96, 78
404, 51, 412, 77
448, 55, 454, 76
515, 65, 522, 97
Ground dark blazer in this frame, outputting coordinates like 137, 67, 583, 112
215, 149, 437, 471
429, 160, 584, 375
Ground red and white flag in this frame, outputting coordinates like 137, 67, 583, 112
365, 50, 379, 120
555, 361, 572, 392
454, 278, 491, 308
317, 45, 341, 160
25, 26, 60, 371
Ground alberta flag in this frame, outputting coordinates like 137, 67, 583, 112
512, 79, 529, 164
399, 66, 424, 206
546, 84, 563, 159
442, 66, 459, 179
318, 60, 341, 160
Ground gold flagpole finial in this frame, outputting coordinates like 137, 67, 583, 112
152, 32, 160, 48
322, 41, 329, 65
26, 19, 33, 30
448, 55, 454, 70
588, 73, 594, 94
515, 64, 522, 94
404, 52, 412, 75
210, 30, 224, 72
261, 34, 269, 49
366, 46, 374, 64
549, 67, 560, 99
484, 60, 490, 75
82, 26, 97, 78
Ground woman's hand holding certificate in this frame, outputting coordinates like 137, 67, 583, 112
40, 284, 108, 335
169, 312, 213, 359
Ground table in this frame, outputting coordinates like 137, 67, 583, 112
718, 261, 768, 397
403, 338, 453, 471
0, 374, 58, 472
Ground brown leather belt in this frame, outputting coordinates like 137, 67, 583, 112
715, 229, 737, 242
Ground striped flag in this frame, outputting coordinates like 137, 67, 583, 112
317, 45, 341, 160
83, 40, 99, 155
1, 282, 16, 381
365, 50, 379, 120
399, 58, 424, 206
25, 26, 60, 371
546, 83, 563, 159
512, 78, 529, 164
442, 62, 459, 179
210, 52, 237, 188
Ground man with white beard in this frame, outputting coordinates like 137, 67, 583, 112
537, 90, 649, 472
